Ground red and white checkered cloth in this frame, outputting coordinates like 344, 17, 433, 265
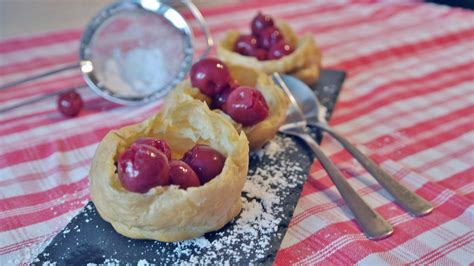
1, 0, 473, 264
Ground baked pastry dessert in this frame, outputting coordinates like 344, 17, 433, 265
217, 12, 322, 85
172, 57, 289, 150
89, 93, 249, 242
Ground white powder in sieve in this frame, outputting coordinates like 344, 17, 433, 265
100, 48, 170, 97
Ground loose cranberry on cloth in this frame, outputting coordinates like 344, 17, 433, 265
1, 0, 473, 264
57, 90, 83, 117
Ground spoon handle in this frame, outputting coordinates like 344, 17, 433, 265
296, 132, 393, 240
310, 122, 433, 217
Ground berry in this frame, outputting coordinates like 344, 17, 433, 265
234, 34, 258, 56
57, 90, 83, 117
211, 79, 238, 109
133, 138, 172, 161
267, 41, 294, 60
117, 144, 170, 193
251, 12, 274, 36
182, 145, 226, 184
169, 160, 201, 189
190, 58, 231, 97
257, 26, 283, 50
252, 48, 268, 61
223, 86, 269, 126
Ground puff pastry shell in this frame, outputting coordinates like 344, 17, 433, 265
217, 20, 322, 85
89, 93, 249, 242
172, 64, 289, 150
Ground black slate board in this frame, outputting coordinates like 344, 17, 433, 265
35, 69, 346, 265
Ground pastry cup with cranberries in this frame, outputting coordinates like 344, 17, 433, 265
217, 19, 321, 85
89, 93, 249, 242
173, 62, 289, 151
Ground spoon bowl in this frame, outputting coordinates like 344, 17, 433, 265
280, 75, 323, 122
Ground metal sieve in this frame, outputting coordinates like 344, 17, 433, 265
0, 0, 213, 112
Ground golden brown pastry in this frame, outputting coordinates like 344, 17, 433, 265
89, 93, 249, 242
172, 63, 289, 150
217, 20, 322, 85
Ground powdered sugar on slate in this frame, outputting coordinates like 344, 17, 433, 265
165, 136, 305, 264
36, 135, 311, 264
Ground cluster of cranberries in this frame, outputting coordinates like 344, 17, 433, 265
234, 12, 293, 61
117, 137, 226, 193
190, 58, 269, 126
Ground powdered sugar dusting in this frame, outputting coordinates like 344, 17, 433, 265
137, 259, 151, 266
263, 140, 284, 157
157, 136, 306, 264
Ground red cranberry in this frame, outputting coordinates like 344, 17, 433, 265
117, 144, 170, 193
211, 79, 238, 109
133, 138, 172, 161
252, 48, 268, 61
233, 35, 267, 60
257, 26, 283, 50
251, 12, 274, 36
190, 58, 231, 97
234, 34, 258, 56
169, 160, 201, 189
224, 86, 269, 126
268, 41, 294, 60
57, 90, 83, 117
182, 145, 226, 184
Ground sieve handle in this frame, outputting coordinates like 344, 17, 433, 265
0, 63, 80, 91
181, 0, 213, 60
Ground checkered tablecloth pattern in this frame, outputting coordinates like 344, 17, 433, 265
1, 0, 473, 264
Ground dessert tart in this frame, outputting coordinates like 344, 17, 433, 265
89, 93, 249, 242
172, 58, 289, 150
217, 12, 322, 85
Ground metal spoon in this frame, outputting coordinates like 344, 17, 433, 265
280, 74, 433, 217
274, 73, 393, 240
